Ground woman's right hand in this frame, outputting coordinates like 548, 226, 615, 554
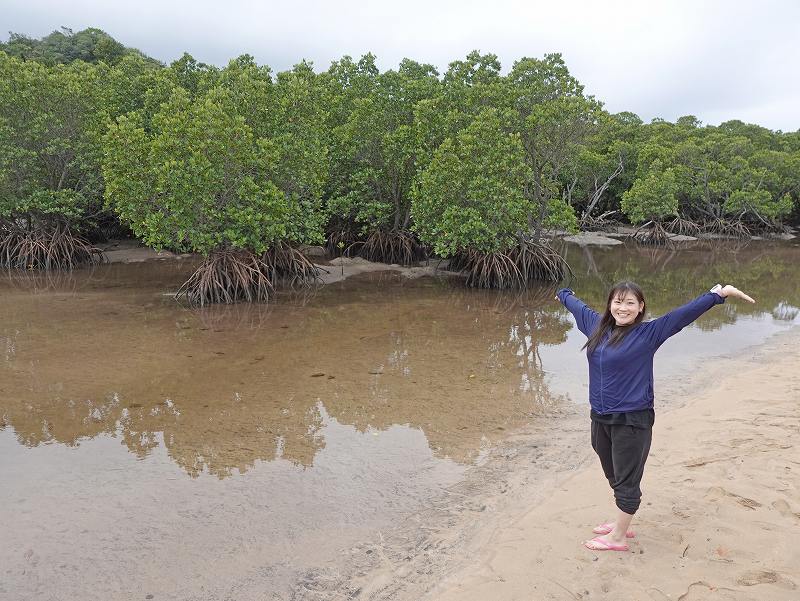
720, 285, 756, 303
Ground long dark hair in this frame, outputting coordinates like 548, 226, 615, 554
583, 281, 646, 354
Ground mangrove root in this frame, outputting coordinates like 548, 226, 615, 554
0, 222, 104, 270
580, 210, 620, 231
325, 227, 362, 257
453, 240, 571, 289
632, 221, 673, 246
702, 218, 752, 239
177, 243, 322, 306
176, 249, 275, 307
665, 217, 702, 237
262, 241, 321, 287
357, 229, 427, 265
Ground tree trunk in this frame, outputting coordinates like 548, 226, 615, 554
581, 155, 624, 222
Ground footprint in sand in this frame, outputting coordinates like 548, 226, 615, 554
705, 486, 762, 510
737, 569, 796, 590
646, 589, 669, 601
673, 581, 715, 600
751, 519, 783, 532
683, 456, 738, 468
772, 499, 800, 522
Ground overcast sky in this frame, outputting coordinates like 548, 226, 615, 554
4, 0, 799, 131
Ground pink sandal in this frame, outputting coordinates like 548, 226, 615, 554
583, 536, 629, 552
592, 522, 635, 538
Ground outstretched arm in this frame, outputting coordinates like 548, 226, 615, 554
648, 284, 755, 346
717, 284, 755, 304
555, 288, 600, 337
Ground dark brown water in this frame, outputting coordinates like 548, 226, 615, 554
1, 240, 798, 600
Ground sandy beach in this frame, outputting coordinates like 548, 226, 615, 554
424, 326, 800, 601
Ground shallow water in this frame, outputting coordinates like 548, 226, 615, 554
1, 240, 798, 600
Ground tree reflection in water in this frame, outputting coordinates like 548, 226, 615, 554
1, 241, 798, 477
0, 270, 571, 474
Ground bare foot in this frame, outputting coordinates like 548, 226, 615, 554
593, 521, 635, 537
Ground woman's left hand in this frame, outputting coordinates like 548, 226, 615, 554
720, 285, 756, 303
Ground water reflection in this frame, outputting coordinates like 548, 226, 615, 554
1, 241, 798, 478
561, 241, 800, 325
0, 267, 570, 476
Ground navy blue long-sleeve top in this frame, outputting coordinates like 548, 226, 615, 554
556, 288, 725, 415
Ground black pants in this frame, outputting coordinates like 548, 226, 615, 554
591, 421, 652, 515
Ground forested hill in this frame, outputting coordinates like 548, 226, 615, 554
0, 27, 161, 66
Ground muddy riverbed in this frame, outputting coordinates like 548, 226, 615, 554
1, 239, 798, 600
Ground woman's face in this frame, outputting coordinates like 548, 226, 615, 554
609, 291, 644, 326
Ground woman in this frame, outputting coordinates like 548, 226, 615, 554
555, 282, 755, 551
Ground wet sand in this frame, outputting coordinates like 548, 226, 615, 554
421, 326, 800, 601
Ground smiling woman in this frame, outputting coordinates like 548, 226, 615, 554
610, 290, 644, 326
582, 282, 648, 353
555, 280, 756, 552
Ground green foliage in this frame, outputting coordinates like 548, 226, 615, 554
411, 109, 530, 256
507, 55, 596, 234
442, 51, 508, 118
3, 28, 798, 280
544, 197, 579, 232
627, 121, 800, 227
0, 27, 160, 66
621, 167, 678, 224
104, 88, 293, 255
104, 55, 329, 256
268, 61, 330, 244
409, 52, 511, 185
676, 115, 702, 128
724, 190, 793, 221
0, 53, 108, 228
411, 52, 589, 241
325, 55, 439, 236
169, 53, 220, 98
103, 53, 168, 118
563, 111, 643, 224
